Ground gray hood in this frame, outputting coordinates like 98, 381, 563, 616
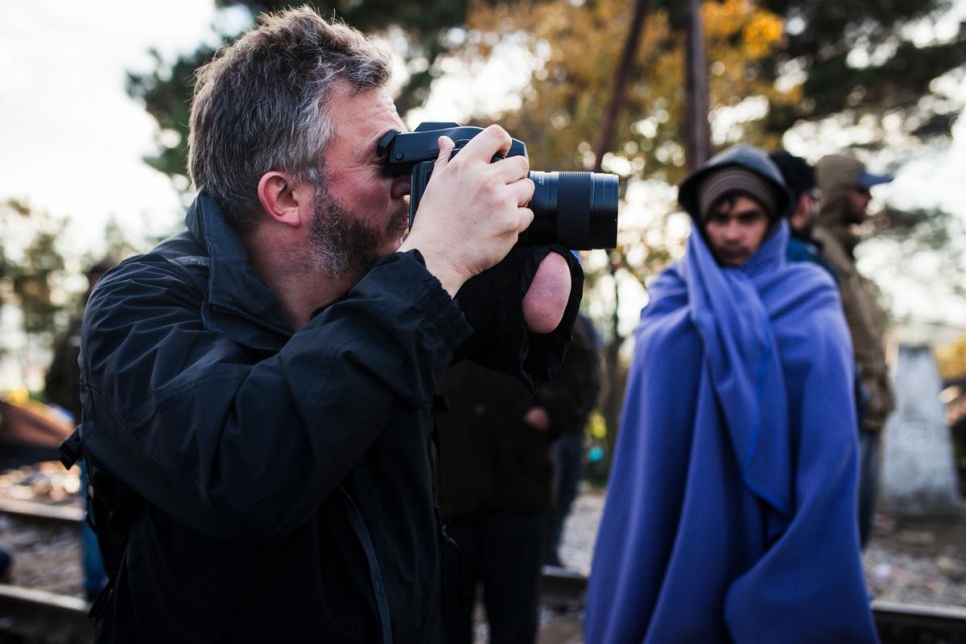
677, 145, 793, 223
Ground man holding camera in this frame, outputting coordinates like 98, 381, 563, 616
71, 8, 582, 642
585, 146, 876, 642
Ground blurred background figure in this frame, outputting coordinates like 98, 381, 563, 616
0, 545, 10, 579
436, 310, 601, 644
768, 150, 833, 277
45, 257, 116, 601
544, 312, 602, 569
814, 154, 895, 549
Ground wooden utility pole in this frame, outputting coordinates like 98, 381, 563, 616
592, 0, 650, 477
592, 0, 651, 174
684, 0, 710, 171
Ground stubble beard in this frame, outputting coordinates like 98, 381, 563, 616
308, 183, 408, 280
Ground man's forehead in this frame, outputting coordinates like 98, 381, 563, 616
327, 84, 405, 147
711, 193, 768, 217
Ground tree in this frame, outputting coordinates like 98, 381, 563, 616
129, 0, 966, 474
937, 335, 966, 381
462, 0, 788, 461
461, 0, 966, 473
127, 0, 489, 197
0, 199, 68, 351
756, 0, 966, 146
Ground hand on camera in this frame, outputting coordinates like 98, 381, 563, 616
399, 125, 535, 297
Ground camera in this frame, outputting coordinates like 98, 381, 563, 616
378, 122, 619, 250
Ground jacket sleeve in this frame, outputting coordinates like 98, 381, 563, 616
80, 251, 471, 542
454, 244, 584, 391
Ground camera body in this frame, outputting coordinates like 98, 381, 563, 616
378, 122, 619, 250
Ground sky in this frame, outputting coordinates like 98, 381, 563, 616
0, 0, 964, 337
0, 0, 224, 250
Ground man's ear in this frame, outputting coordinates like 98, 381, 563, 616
257, 171, 312, 228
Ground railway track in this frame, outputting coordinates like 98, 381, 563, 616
2, 499, 966, 643
0, 584, 92, 643
539, 568, 966, 643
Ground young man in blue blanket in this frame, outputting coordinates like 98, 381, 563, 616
585, 146, 876, 643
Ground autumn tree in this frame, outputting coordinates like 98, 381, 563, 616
937, 336, 966, 381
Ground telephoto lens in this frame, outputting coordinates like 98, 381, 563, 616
520, 171, 619, 250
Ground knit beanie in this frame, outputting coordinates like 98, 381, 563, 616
768, 151, 814, 200
698, 167, 779, 221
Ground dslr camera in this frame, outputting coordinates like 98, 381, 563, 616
378, 122, 619, 250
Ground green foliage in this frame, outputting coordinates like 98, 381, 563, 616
758, 0, 966, 144
0, 199, 68, 340
867, 205, 966, 302
127, 0, 480, 194
127, 47, 220, 197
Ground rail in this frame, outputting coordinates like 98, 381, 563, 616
541, 568, 966, 643
1, 503, 964, 643
0, 584, 93, 643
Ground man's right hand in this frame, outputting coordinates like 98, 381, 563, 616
398, 125, 535, 297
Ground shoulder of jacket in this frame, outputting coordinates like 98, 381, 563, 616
146, 233, 212, 295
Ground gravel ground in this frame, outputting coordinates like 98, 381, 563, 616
2, 464, 964, 620
556, 486, 966, 608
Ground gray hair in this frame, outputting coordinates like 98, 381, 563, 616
188, 7, 392, 231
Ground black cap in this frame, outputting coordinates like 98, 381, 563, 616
768, 150, 815, 200
86, 257, 118, 277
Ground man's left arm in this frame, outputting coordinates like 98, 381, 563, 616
454, 245, 583, 391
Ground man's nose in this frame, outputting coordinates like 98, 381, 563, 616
723, 220, 743, 240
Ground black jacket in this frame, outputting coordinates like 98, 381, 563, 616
79, 194, 579, 642
436, 313, 601, 517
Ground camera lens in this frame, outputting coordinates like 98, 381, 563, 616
523, 172, 619, 250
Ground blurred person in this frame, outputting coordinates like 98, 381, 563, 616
436, 311, 599, 644
67, 8, 583, 642
585, 146, 875, 642
544, 311, 602, 569
814, 153, 895, 548
0, 546, 10, 578
46, 258, 116, 602
768, 150, 833, 277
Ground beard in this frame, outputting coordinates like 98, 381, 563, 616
308, 183, 408, 280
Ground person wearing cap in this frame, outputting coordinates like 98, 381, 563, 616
585, 145, 875, 642
814, 153, 896, 548
768, 150, 835, 277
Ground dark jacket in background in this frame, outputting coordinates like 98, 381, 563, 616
435, 310, 600, 644
45, 317, 83, 421
436, 312, 601, 518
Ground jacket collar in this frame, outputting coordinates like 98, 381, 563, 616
185, 193, 294, 345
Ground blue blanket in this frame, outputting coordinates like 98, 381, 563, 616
585, 221, 877, 642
